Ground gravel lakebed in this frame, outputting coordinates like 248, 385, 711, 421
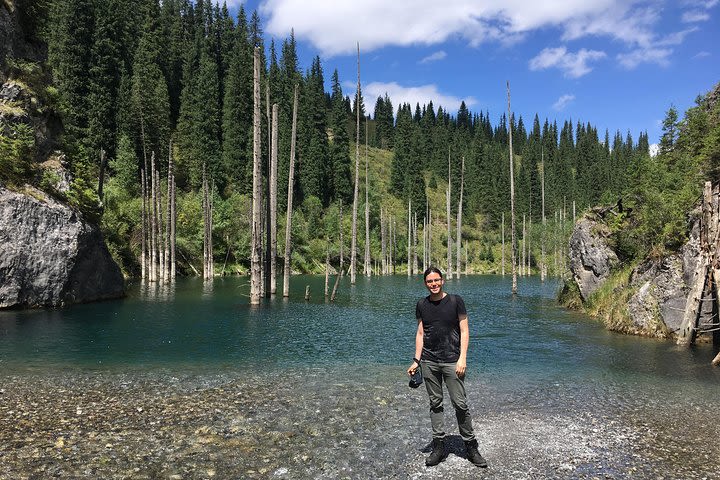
1, 366, 718, 479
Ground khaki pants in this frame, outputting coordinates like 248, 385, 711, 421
421, 360, 476, 442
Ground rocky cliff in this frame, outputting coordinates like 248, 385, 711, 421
0, 184, 125, 308
567, 207, 702, 338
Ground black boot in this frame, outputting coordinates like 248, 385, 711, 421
465, 439, 488, 467
425, 438, 447, 466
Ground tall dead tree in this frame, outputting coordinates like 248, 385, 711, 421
446, 148, 452, 279
540, 148, 546, 281
269, 103, 279, 295
167, 140, 175, 282
364, 123, 371, 277
501, 212, 505, 276
250, 46, 262, 304
507, 81, 518, 294
156, 156, 164, 281
150, 151, 157, 282
339, 200, 344, 273
350, 42, 361, 285
381, 208, 387, 274
456, 155, 464, 277
407, 200, 412, 276
283, 85, 299, 297
140, 120, 148, 280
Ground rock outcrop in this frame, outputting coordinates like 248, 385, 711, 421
625, 224, 700, 336
0, 184, 125, 308
568, 211, 619, 301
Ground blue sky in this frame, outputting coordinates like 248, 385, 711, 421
233, 0, 719, 147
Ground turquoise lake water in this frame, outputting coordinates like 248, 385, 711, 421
1, 275, 718, 388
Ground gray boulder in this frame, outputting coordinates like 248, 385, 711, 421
0, 184, 125, 308
568, 213, 619, 301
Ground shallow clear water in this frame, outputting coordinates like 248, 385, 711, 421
1, 275, 718, 385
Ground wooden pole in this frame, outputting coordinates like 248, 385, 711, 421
507, 81, 518, 294
250, 46, 262, 304
350, 42, 361, 285
269, 103, 278, 295
446, 147, 452, 279
283, 85, 299, 297
364, 122, 371, 276
456, 155, 464, 277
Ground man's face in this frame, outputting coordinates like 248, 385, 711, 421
424, 274, 444, 295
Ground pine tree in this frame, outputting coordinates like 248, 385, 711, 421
329, 69, 352, 203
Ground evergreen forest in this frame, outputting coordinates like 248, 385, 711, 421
3, 0, 719, 282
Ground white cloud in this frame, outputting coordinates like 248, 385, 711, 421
351, 81, 476, 117
649, 143, 659, 157
693, 51, 711, 58
682, 10, 711, 22
260, 0, 663, 56
552, 94, 576, 111
529, 47, 606, 78
617, 48, 673, 69
420, 51, 447, 64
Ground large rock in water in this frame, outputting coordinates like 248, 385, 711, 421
0, 185, 125, 308
568, 212, 619, 301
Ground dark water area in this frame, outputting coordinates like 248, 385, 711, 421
2, 276, 719, 478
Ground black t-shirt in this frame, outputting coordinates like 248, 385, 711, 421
416, 293, 467, 363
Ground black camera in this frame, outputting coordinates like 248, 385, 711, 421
409, 368, 423, 388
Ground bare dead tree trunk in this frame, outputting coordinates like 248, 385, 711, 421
250, 46, 262, 304
339, 200, 344, 274
140, 117, 148, 281
446, 147, 452, 279
456, 155, 464, 277
283, 84, 299, 298
502, 212, 505, 276
150, 151, 157, 283
164, 141, 172, 283
428, 208, 432, 268
528, 215, 532, 276
202, 163, 209, 280
141, 159, 147, 280
407, 200, 412, 276
541, 148, 546, 281
350, 42, 361, 285
392, 216, 397, 274
270, 103, 278, 295
380, 208, 386, 275
522, 214, 526, 277
364, 123, 371, 277
325, 239, 330, 297
507, 81, 518, 294
169, 141, 176, 281
422, 215, 427, 273
413, 211, 418, 274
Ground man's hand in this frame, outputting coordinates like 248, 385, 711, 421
455, 359, 466, 378
407, 360, 419, 376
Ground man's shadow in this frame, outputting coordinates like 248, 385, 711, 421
420, 434, 467, 458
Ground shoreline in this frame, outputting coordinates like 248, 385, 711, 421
1, 368, 718, 479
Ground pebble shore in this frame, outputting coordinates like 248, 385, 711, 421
1, 366, 718, 479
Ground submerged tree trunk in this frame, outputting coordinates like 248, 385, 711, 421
283, 85, 299, 297
507, 81, 518, 294
250, 46, 262, 304
150, 151, 157, 283
364, 123, 371, 277
350, 42, 361, 285
456, 155, 464, 278
446, 148, 452, 279
169, 141, 176, 281
270, 103, 278, 295
541, 149, 546, 281
407, 200, 412, 276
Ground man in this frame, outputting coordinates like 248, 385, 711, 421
407, 266, 487, 468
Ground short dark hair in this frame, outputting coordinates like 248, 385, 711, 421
423, 266, 444, 280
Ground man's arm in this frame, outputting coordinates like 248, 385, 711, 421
456, 314, 469, 377
407, 319, 424, 375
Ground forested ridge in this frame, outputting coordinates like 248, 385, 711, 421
3, 0, 718, 279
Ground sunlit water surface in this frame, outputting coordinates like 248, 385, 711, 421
1, 275, 718, 390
